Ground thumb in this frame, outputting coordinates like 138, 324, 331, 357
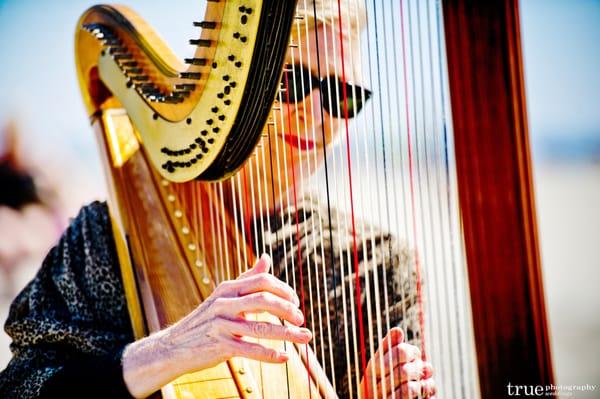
381, 327, 405, 354
237, 253, 272, 279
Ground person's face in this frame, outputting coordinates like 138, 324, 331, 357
232, 24, 367, 217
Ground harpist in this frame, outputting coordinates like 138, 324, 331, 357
0, 1, 435, 398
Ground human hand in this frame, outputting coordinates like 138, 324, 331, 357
123, 253, 311, 398
359, 327, 436, 398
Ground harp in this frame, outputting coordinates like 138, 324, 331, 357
74, 0, 553, 398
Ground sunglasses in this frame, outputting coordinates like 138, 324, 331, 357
280, 64, 372, 119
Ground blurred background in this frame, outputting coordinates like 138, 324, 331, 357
0, 0, 598, 396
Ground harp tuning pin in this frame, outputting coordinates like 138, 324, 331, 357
294, 15, 305, 20
173, 90, 191, 98
125, 67, 143, 74
193, 21, 217, 29
272, 106, 281, 111
103, 38, 121, 46
184, 58, 208, 66
289, 42, 298, 48
139, 83, 157, 90
130, 75, 149, 82
175, 83, 196, 91
121, 61, 138, 68
109, 47, 127, 54
114, 53, 133, 61
162, 96, 184, 103
189, 39, 212, 47
180, 72, 202, 80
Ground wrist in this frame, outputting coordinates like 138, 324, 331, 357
122, 331, 179, 398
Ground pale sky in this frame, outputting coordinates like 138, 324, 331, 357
0, 0, 597, 168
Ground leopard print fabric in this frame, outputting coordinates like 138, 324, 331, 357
0, 199, 421, 398
260, 196, 421, 397
0, 202, 133, 399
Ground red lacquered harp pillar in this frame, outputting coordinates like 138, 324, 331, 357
443, 0, 554, 397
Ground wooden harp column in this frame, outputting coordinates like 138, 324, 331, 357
442, 0, 554, 397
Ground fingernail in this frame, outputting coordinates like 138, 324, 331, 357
279, 351, 289, 361
260, 253, 271, 264
300, 328, 312, 339
296, 309, 304, 324
293, 294, 300, 307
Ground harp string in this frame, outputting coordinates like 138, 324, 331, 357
289, 13, 327, 385
236, 174, 248, 270
218, 182, 231, 280
428, 1, 467, 394
264, 121, 293, 398
413, 0, 448, 396
361, 0, 399, 395
286, 53, 319, 381
333, 0, 373, 395
431, 1, 474, 393
419, 0, 454, 394
385, 0, 415, 359
230, 178, 243, 276
407, 0, 433, 368
281, 52, 313, 394
341, 1, 382, 396
306, 0, 357, 394
299, 0, 340, 388
245, 156, 265, 396
317, 3, 359, 395
399, 0, 427, 363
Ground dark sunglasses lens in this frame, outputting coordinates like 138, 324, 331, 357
280, 67, 313, 103
326, 79, 369, 118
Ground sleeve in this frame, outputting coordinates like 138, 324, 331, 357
0, 201, 135, 399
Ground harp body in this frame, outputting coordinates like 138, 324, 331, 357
75, 0, 553, 398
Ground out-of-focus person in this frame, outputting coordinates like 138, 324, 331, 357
0, 122, 64, 298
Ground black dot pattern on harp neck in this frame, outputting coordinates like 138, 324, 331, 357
84, 0, 259, 177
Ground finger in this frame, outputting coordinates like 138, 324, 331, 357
371, 371, 401, 397
227, 292, 305, 326
228, 337, 289, 363
422, 362, 434, 379
367, 343, 422, 378
399, 359, 428, 383
234, 273, 300, 306
380, 327, 405, 353
421, 378, 437, 397
396, 379, 436, 399
362, 328, 405, 379
237, 253, 272, 279
223, 318, 312, 344
373, 360, 422, 397
397, 381, 421, 399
